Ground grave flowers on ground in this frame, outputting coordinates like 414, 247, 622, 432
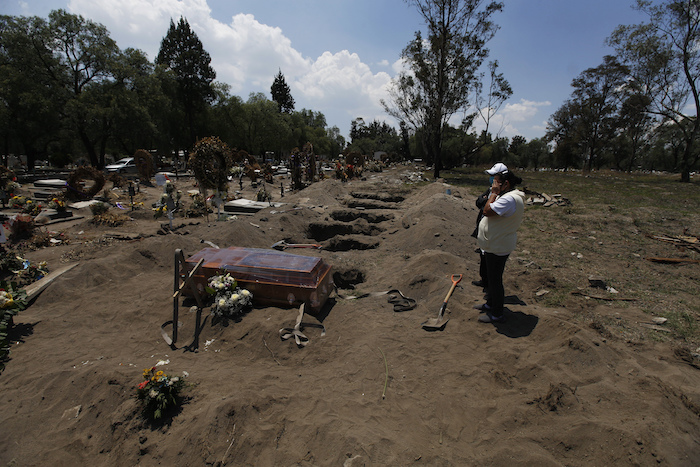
47, 197, 66, 212
0, 281, 28, 371
153, 180, 182, 219
136, 365, 188, 421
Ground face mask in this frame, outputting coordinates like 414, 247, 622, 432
489, 176, 494, 185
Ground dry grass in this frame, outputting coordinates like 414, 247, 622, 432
443, 167, 700, 346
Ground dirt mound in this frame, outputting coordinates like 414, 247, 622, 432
1, 165, 699, 466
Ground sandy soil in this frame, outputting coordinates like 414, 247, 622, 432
1, 164, 699, 466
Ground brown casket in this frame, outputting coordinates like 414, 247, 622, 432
184, 247, 333, 313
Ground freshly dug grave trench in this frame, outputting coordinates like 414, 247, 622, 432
350, 191, 406, 203
307, 221, 384, 241
344, 199, 399, 210
332, 268, 365, 289
329, 209, 394, 223
324, 235, 380, 251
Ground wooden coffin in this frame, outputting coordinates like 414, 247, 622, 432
184, 247, 333, 313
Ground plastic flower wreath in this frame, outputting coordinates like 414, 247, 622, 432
136, 366, 187, 420
205, 272, 253, 320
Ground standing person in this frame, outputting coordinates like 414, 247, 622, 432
474, 170, 525, 323
471, 163, 509, 289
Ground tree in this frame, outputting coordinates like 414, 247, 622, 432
613, 89, 653, 171
608, 0, 700, 182
108, 47, 166, 156
156, 17, 216, 149
400, 121, 412, 160
545, 56, 628, 170
14, 10, 123, 168
520, 138, 550, 170
241, 92, 287, 156
570, 55, 629, 171
0, 15, 62, 167
325, 126, 346, 157
270, 69, 295, 113
289, 109, 328, 151
348, 118, 401, 156
546, 99, 583, 169
382, 0, 506, 178
471, 60, 512, 137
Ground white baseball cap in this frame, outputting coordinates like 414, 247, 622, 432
485, 162, 508, 175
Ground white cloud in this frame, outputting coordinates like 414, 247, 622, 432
65, 0, 395, 136
293, 50, 393, 125
501, 99, 551, 123
480, 99, 552, 140
203, 13, 310, 94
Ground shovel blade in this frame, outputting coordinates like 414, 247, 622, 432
421, 317, 449, 331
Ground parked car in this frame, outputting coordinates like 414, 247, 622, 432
105, 157, 136, 173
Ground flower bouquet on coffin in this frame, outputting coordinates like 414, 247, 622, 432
205, 272, 253, 322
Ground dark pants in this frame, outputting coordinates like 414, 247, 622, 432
479, 250, 488, 287
484, 252, 509, 317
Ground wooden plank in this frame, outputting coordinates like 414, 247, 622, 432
25, 263, 78, 302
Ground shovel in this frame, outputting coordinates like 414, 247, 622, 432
271, 240, 322, 251
422, 274, 462, 331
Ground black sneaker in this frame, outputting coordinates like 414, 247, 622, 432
473, 303, 491, 311
478, 313, 505, 323
471, 280, 485, 287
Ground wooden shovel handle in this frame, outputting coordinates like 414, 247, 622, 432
442, 274, 463, 303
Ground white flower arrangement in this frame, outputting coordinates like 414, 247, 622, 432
205, 273, 253, 319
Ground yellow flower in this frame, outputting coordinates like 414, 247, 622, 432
156, 370, 164, 377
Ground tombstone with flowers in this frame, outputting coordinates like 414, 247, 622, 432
153, 180, 182, 228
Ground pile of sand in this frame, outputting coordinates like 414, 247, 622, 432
1, 165, 698, 465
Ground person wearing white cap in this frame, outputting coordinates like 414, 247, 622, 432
471, 162, 509, 290
474, 170, 526, 323
485, 162, 508, 175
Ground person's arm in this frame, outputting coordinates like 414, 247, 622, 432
482, 179, 503, 217
482, 191, 500, 217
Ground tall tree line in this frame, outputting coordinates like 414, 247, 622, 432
547, 0, 700, 180
383, 0, 511, 178
0, 10, 344, 170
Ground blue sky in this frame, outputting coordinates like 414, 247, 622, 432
1, 0, 653, 142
